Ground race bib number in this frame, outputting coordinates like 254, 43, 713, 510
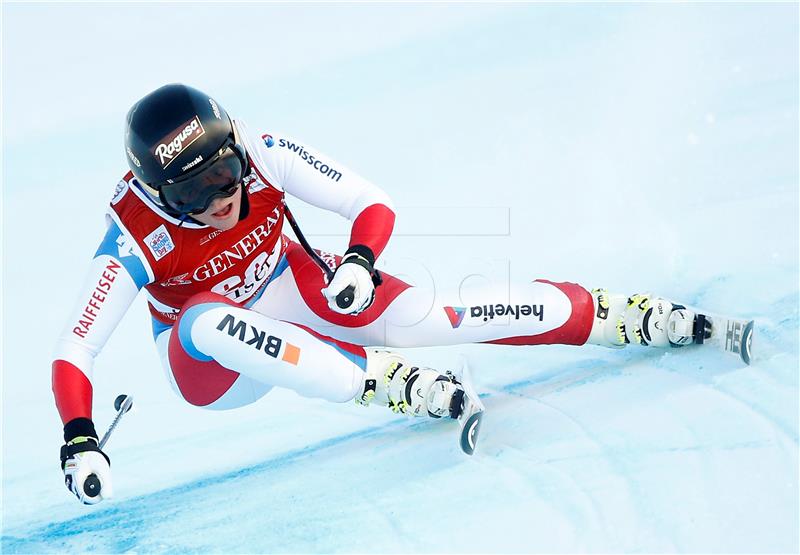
211, 237, 282, 302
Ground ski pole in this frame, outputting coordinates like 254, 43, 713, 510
83, 394, 134, 497
282, 202, 357, 309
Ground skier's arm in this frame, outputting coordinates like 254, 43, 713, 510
53, 214, 150, 428
246, 128, 396, 263
244, 126, 395, 314
54, 213, 152, 504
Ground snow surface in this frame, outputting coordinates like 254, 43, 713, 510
2, 4, 798, 553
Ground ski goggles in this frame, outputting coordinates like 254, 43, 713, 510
157, 140, 249, 216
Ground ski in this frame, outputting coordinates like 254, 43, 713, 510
693, 312, 754, 365
451, 356, 485, 455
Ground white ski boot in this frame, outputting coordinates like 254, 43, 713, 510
357, 350, 464, 419
587, 290, 699, 348
587, 289, 754, 364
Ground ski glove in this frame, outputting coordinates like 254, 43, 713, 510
322, 245, 382, 316
60, 418, 112, 505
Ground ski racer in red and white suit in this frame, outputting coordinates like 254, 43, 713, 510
54, 119, 595, 421
54, 86, 696, 506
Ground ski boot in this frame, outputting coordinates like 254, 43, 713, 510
587, 289, 753, 364
356, 350, 464, 419
356, 350, 486, 454
588, 290, 698, 348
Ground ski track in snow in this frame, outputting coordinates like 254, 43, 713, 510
4, 281, 797, 553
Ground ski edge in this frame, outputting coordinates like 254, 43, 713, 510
455, 355, 485, 456
740, 319, 754, 365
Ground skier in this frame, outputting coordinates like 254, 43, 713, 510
53, 84, 746, 505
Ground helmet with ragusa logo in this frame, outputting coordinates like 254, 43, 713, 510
124, 83, 248, 216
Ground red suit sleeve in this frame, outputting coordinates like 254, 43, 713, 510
348, 203, 396, 260
52, 359, 93, 423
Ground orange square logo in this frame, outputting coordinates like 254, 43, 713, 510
282, 343, 300, 365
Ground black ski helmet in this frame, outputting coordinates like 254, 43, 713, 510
124, 83, 249, 215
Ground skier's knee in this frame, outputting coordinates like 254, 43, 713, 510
182, 291, 237, 312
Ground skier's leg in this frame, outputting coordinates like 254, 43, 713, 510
155, 325, 273, 411
159, 292, 465, 419
254, 242, 698, 351
253, 242, 591, 346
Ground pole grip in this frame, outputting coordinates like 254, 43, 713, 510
335, 285, 356, 309
83, 474, 101, 497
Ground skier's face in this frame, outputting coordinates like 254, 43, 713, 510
191, 184, 243, 230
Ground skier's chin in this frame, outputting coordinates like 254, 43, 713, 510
196, 193, 241, 230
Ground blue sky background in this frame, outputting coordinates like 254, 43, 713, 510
2, 3, 798, 552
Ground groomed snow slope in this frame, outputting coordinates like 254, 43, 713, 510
3, 4, 798, 553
